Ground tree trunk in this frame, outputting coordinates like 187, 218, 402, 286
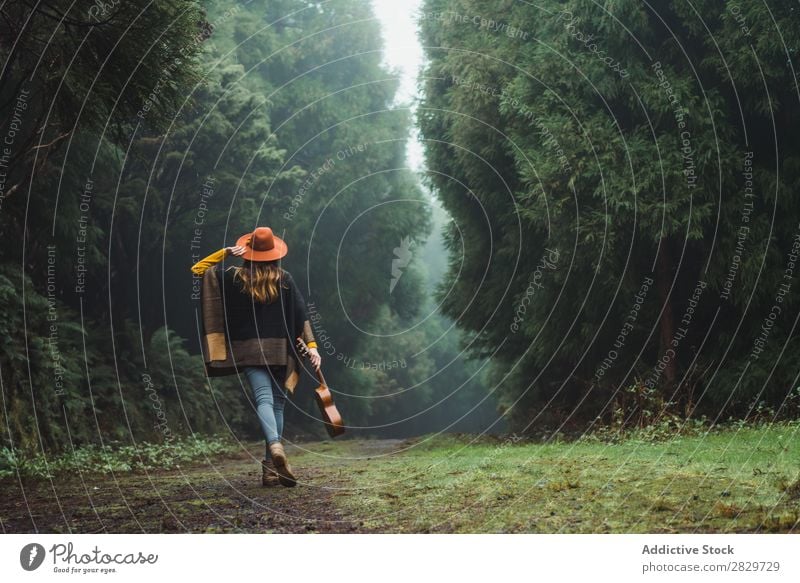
656, 238, 677, 385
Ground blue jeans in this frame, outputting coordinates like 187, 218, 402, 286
243, 366, 287, 455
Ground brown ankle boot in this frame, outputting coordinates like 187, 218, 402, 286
261, 458, 280, 487
269, 442, 296, 487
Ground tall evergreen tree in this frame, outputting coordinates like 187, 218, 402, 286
419, 0, 800, 429
0, 0, 493, 452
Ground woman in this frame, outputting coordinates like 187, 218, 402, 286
191, 226, 321, 488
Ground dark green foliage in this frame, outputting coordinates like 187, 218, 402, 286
0, 0, 208, 203
418, 0, 800, 430
0, 1, 246, 454
199, 0, 487, 435
0, 434, 237, 478
1, 0, 496, 454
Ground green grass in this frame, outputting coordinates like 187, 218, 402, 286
0, 435, 237, 479
2, 423, 798, 533
325, 422, 800, 533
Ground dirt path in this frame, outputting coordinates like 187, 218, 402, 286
0, 439, 407, 534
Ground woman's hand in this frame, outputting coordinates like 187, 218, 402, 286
226, 245, 247, 257
308, 347, 322, 370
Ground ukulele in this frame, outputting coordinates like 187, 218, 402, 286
295, 337, 345, 438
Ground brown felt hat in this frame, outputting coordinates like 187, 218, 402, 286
235, 227, 288, 262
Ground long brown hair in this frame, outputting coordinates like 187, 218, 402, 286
234, 260, 283, 303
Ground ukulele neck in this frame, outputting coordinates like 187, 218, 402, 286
298, 338, 327, 386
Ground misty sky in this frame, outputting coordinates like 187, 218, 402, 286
371, 0, 425, 172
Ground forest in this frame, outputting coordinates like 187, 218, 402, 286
0, 0, 799, 534
0, 0, 494, 456
417, 0, 800, 430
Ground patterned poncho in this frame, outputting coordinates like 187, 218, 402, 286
200, 263, 316, 394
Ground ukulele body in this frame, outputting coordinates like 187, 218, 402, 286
314, 385, 345, 438
296, 337, 345, 438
